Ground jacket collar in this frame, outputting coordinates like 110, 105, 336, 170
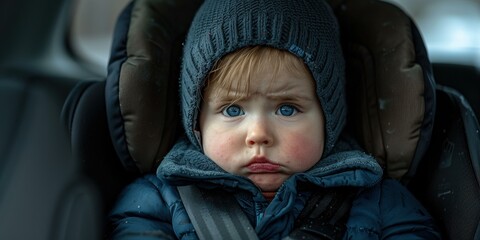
157, 136, 383, 194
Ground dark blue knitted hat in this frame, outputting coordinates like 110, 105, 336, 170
180, 0, 346, 156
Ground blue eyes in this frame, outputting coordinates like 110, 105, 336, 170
276, 104, 297, 116
222, 105, 244, 117
221, 104, 298, 117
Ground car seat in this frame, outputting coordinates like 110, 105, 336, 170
61, 0, 480, 239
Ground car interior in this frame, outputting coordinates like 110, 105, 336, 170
0, 0, 479, 239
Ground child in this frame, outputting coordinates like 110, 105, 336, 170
108, 0, 440, 239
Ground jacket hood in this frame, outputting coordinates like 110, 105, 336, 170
180, 0, 346, 156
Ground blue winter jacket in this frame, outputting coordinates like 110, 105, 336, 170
108, 138, 440, 239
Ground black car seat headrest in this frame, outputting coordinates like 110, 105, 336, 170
330, 0, 436, 181
106, 0, 435, 182
106, 0, 203, 174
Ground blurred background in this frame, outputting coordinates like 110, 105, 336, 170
388, 0, 480, 68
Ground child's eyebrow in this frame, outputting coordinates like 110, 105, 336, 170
265, 91, 316, 102
207, 90, 314, 103
205, 78, 317, 103
264, 81, 317, 102
204, 90, 248, 104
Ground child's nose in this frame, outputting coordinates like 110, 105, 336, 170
245, 117, 273, 147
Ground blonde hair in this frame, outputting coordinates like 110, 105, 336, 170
202, 46, 313, 101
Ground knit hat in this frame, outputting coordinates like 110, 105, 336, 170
180, 0, 347, 156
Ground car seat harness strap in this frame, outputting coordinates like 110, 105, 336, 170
177, 185, 260, 240
178, 185, 355, 240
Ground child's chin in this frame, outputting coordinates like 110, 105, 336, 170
249, 173, 288, 192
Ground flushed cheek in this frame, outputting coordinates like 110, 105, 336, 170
280, 132, 323, 171
203, 133, 241, 172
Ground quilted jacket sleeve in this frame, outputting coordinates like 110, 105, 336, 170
379, 179, 441, 240
345, 179, 441, 239
107, 174, 194, 240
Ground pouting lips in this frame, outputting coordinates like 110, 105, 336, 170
247, 156, 280, 172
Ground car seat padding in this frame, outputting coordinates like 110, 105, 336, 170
333, 0, 435, 180
409, 86, 480, 239
106, 0, 203, 173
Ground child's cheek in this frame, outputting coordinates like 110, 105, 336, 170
282, 132, 324, 168
203, 133, 237, 169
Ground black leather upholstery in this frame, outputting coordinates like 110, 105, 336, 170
0, 74, 102, 240
62, 80, 135, 216
409, 86, 480, 240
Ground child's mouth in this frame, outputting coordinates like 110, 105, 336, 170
247, 156, 280, 172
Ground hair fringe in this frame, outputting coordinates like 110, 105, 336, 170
203, 46, 311, 102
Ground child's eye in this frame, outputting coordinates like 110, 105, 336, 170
222, 104, 244, 117
276, 104, 298, 116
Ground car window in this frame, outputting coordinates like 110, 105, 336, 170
70, 0, 131, 76
387, 0, 480, 68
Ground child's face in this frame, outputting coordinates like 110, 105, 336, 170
199, 56, 325, 192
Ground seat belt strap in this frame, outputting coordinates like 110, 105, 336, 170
177, 185, 259, 240
285, 187, 356, 240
